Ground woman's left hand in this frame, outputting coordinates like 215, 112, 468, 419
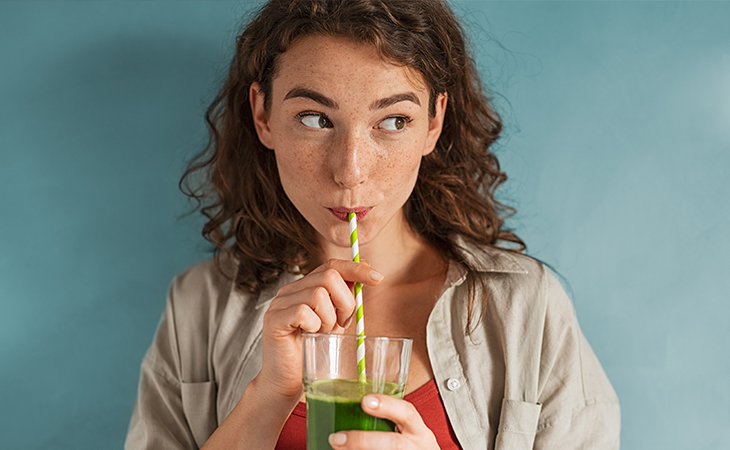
327, 394, 440, 450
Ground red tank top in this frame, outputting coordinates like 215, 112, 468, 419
275, 379, 462, 449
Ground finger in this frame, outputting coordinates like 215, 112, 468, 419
360, 395, 429, 436
276, 265, 349, 297
347, 260, 370, 291
309, 286, 339, 332
317, 267, 357, 328
308, 259, 384, 286
268, 287, 339, 333
275, 272, 353, 328
265, 302, 322, 337
328, 430, 408, 450
313, 260, 382, 327
279, 260, 382, 327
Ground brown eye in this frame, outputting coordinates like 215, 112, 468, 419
299, 113, 333, 129
319, 115, 332, 128
380, 116, 411, 131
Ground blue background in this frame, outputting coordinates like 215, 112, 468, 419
1, 1, 728, 448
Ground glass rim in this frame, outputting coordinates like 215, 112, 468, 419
302, 332, 412, 343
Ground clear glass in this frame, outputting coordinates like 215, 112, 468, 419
302, 333, 413, 450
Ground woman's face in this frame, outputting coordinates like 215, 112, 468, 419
251, 35, 446, 255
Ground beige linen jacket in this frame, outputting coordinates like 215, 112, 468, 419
126, 240, 620, 449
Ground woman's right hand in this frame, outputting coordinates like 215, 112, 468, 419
255, 259, 384, 402
203, 260, 383, 449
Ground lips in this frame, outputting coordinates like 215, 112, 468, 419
329, 207, 372, 222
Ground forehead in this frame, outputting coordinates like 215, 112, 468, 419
271, 34, 428, 99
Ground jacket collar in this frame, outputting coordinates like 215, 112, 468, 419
451, 235, 529, 274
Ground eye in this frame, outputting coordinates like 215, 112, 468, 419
379, 116, 412, 131
298, 113, 333, 129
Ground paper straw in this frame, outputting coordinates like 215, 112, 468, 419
348, 212, 366, 383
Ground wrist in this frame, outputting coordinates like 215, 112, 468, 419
247, 374, 303, 408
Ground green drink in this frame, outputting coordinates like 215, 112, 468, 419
306, 379, 402, 450
302, 334, 413, 450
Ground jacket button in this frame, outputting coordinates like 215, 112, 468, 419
446, 378, 461, 391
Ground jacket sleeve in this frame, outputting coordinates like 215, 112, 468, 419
124, 282, 199, 450
533, 272, 621, 449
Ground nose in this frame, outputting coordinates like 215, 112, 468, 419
330, 129, 372, 189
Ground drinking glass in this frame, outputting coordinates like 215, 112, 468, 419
302, 333, 413, 450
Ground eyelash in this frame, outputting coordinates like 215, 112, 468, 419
381, 115, 413, 129
295, 111, 332, 128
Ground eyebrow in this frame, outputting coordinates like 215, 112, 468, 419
370, 92, 421, 110
283, 87, 338, 109
283, 87, 421, 110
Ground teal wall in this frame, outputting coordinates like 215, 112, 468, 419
1, 1, 728, 448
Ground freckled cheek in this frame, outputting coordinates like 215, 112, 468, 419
276, 139, 321, 174
377, 147, 424, 188
279, 158, 319, 192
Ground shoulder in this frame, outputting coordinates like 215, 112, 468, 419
147, 256, 258, 381
452, 237, 562, 313
170, 256, 232, 296
451, 241, 620, 437
167, 255, 246, 314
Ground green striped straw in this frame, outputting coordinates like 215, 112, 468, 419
348, 212, 366, 383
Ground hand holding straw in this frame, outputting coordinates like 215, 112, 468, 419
348, 212, 367, 383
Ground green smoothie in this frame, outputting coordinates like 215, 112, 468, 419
306, 379, 403, 450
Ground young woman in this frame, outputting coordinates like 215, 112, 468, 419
126, 1, 620, 449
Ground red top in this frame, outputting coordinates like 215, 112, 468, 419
275, 379, 462, 449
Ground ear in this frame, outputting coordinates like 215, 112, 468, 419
250, 82, 274, 149
422, 92, 448, 156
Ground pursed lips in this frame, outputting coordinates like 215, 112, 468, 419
328, 207, 372, 222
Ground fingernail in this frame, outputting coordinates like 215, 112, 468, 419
369, 269, 384, 281
343, 316, 353, 329
329, 432, 347, 446
363, 395, 379, 409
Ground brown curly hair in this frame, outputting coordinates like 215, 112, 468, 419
181, 0, 525, 327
